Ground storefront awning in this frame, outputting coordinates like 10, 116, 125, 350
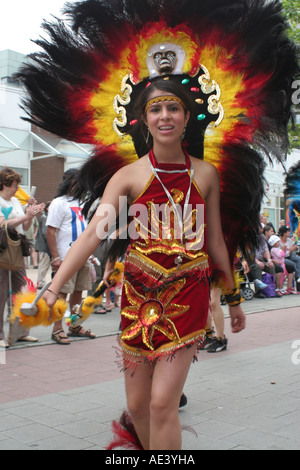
264, 169, 285, 187
0, 127, 92, 159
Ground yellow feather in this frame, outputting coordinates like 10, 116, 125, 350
199, 44, 247, 164
11, 292, 68, 329
14, 187, 30, 206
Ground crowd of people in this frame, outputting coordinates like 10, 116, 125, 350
0, 167, 111, 349
241, 214, 300, 299
200, 214, 300, 356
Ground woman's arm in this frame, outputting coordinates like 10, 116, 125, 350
0, 203, 44, 231
205, 164, 246, 333
0, 213, 28, 229
205, 165, 235, 288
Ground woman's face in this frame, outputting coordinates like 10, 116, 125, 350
144, 90, 190, 146
265, 227, 274, 239
4, 181, 19, 199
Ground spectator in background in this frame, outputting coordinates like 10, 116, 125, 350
269, 234, 297, 295
47, 169, 96, 345
23, 210, 38, 269
0, 167, 44, 348
278, 225, 300, 287
248, 228, 278, 298
279, 219, 287, 228
260, 214, 268, 228
263, 224, 284, 290
35, 202, 51, 290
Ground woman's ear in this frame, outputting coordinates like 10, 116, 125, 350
185, 111, 191, 126
142, 114, 148, 127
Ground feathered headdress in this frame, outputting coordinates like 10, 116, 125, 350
284, 161, 300, 240
17, 0, 299, 265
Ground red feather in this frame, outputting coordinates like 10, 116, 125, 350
106, 411, 143, 450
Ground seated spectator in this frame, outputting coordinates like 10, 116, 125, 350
246, 231, 279, 298
269, 235, 296, 294
278, 226, 300, 285
263, 224, 285, 288
263, 224, 275, 242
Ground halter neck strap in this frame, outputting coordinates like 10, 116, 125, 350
147, 147, 194, 249
149, 148, 191, 172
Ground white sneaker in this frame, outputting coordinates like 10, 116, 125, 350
297, 278, 300, 284
254, 279, 268, 290
0, 339, 9, 348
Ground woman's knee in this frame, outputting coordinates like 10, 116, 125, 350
127, 393, 150, 422
150, 392, 178, 425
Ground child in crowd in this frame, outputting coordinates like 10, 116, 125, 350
269, 235, 297, 295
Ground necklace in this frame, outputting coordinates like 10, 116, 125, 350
148, 148, 194, 268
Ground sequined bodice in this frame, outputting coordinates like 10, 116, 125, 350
128, 155, 208, 272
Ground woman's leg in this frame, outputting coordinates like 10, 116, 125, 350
210, 287, 224, 338
124, 361, 153, 450
149, 344, 197, 450
0, 268, 9, 340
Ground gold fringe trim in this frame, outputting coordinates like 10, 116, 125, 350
118, 328, 205, 371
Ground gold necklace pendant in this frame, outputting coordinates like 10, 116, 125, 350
175, 255, 183, 269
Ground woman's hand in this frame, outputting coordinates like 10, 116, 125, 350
229, 305, 246, 333
42, 289, 58, 309
103, 260, 117, 288
27, 197, 37, 206
51, 258, 62, 272
26, 203, 45, 220
42, 289, 59, 321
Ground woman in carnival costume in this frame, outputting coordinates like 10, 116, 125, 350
285, 162, 300, 243
18, 0, 298, 450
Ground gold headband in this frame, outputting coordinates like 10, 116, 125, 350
145, 96, 186, 113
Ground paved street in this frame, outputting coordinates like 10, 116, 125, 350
0, 269, 299, 450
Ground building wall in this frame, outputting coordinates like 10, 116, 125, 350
31, 156, 65, 204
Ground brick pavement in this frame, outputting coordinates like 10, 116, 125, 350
0, 305, 299, 450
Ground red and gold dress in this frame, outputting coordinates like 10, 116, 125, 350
120, 150, 211, 368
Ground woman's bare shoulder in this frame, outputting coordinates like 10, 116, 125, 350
105, 155, 152, 200
114, 155, 149, 176
190, 156, 218, 175
190, 156, 219, 199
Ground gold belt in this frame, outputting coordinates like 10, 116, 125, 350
125, 249, 210, 285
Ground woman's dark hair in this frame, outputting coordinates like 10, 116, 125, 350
263, 223, 274, 235
55, 168, 80, 198
278, 225, 291, 237
0, 167, 22, 191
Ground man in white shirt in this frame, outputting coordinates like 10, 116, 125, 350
47, 169, 95, 345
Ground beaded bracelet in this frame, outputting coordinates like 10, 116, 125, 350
224, 288, 244, 306
47, 288, 59, 299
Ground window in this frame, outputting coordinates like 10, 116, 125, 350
0, 166, 28, 185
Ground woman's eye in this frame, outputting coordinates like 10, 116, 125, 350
149, 106, 160, 113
